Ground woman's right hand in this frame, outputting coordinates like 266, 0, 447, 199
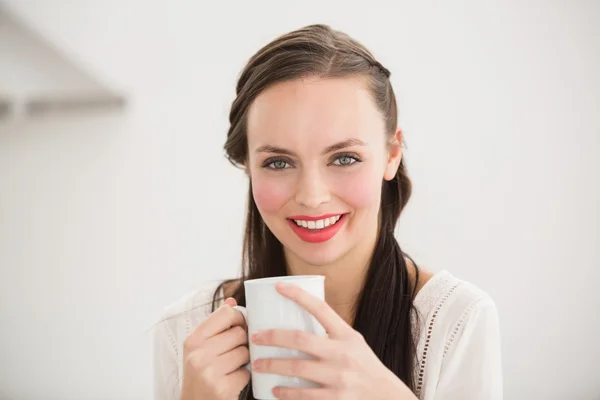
180, 297, 250, 400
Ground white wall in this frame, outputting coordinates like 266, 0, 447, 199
1, 1, 599, 399
0, 9, 104, 98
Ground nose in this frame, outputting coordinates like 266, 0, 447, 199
295, 169, 330, 209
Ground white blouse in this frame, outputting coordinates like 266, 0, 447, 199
153, 270, 503, 399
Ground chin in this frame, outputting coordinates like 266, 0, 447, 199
280, 234, 349, 267
297, 247, 344, 267
267, 217, 355, 268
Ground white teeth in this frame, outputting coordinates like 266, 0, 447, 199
292, 215, 343, 230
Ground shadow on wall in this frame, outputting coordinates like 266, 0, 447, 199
0, 4, 126, 122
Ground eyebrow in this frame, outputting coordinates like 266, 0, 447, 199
255, 138, 366, 156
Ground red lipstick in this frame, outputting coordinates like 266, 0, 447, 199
287, 214, 346, 243
288, 213, 341, 221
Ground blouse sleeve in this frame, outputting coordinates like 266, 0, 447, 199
435, 297, 503, 399
153, 317, 181, 400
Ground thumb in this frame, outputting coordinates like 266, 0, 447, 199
224, 297, 237, 307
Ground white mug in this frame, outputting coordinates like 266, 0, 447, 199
233, 275, 326, 400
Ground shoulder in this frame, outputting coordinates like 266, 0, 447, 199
413, 270, 497, 329
413, 270, 499, 352
412, 270, 502, 399
160, 280, 225, 337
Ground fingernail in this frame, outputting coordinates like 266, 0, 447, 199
251, 332, 262, 343
276, 282, 291, 291
253, 359, 263, 370
272, 387, 280, 397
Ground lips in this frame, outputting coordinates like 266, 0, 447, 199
287, 213, 347, 243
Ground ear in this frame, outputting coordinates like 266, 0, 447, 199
383, 129, 403, 181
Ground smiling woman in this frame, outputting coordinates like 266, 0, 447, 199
153, 24, 502, 400
246, 76, 400, 268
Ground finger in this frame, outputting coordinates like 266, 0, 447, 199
276, 283, 350, 338
251, 329, 333, 359
273, 386, 329, 400
253, 358, 333, 386
222, 297, 247, 330
190, 303, 246, 342
214, 345, 250, 375
203, 325, 248, 357
224, 297, 237, 307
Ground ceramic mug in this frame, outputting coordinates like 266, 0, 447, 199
233, 275, 326, 400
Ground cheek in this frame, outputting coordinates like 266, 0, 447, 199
251, 173, 293, 214
331, 166, 382, 211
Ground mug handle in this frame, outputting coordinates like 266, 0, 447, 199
233, 305, 252, 372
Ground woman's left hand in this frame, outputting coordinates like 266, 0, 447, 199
250, 282, 417, 400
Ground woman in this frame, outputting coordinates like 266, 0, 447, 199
154, 24, 502, 400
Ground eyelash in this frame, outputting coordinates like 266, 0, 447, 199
331, 153, 361, 166
261, 153, 362, 170
262, 157, 293, 170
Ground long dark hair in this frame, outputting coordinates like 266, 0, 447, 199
214, 24, 419, 398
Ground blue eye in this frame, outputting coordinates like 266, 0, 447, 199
271, 160, 289, 169
263, 158, 292, 170
332, 154, 359, 166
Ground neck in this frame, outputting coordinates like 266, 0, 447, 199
284, 229, 378, 326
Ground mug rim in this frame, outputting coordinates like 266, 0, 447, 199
243, 275, 325, 285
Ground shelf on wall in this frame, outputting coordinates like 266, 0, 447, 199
0, 4, 127, 121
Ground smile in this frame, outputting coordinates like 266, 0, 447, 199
287, 213, 347, 243
292, 215, 342, 230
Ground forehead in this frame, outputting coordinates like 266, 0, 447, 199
246, 76, 385, 149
